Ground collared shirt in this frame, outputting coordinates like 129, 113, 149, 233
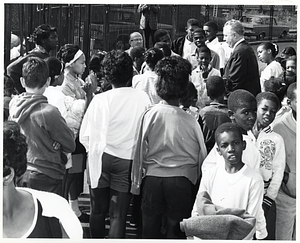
34, 45, 49, 54
232, 38, 245, 52
206, 37, 226, 69
182, 36, 193, 59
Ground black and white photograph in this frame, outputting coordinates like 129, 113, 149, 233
2, 2, 298, 240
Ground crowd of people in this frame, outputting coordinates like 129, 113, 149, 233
3, 11, 297, 240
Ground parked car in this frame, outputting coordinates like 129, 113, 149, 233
239, 15, 290, 40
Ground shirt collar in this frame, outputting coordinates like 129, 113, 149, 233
35, 45, 49, 54
232, 38, 245, 51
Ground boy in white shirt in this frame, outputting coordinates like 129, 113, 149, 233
202, 89, 260, 174
193, 122, 267, 239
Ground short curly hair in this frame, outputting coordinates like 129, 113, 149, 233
256, 91, 280, 111
228, 89, 256, 112
215, 122, 243, 146
155, 56, 191, 101
57, 44, 80, 65
102, 50, 133, 87
3, 121, 28, 178
22, 57, 49, 89
206, 76, 225, 99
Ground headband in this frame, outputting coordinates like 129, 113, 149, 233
65, 49, 84, 67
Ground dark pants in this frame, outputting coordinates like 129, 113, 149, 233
143, 24, 156, 49
142, 176, 193, 239
17, 170, 63, 197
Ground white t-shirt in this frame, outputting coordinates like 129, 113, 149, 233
202, 134, 261, 175
260, 60, 283, 92
193, 164, 267, 239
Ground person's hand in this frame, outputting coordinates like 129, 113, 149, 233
83, 72, 98, 95
52, 141, 61, 150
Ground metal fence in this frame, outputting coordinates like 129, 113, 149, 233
4, 4, 296, 71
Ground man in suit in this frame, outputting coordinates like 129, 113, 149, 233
223, 19, 261, 98
138, 4, 159, 49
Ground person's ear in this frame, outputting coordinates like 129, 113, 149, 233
287, 98, 291, 106
3, 167, 15, 186
45, 77, 51, 88
216, 146, 222, 156
242, 140, 246, 151
228, 109, 235, 121
20, 77, 26, 88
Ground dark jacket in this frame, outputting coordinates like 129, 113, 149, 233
171, 36, 186, 56
223, 40, 261, 97
7, 48, 50, 94
9, 93, 75, 179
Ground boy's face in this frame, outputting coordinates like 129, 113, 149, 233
286, 60, 296, 75
158, 34, 172, 48
288, 89, 297, 114
72, 54, 86, 75
256, 99, 278, 128
196, 52, 211, 68
186, 24, 198, 41
193, 32, 206, 48
216, 131, 246, 165
229, 101, 257, 133
203, 25, 217, 41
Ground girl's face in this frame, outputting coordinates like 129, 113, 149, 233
256, 99, 278, 128
286, 59, 296, 74
71, 54, 86, 75
257, 45, 271, 63
197, 52, 211, 68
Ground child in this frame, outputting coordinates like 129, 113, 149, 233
179, 81, 203, 128
190, 45, 221, 108
3, 121, 82, 239
9, 57, 75, 196
187, 28, 220, 70
202, 89, 260, 174
131, 56, 207, 239
272, 82, 296, 240
132, 47, 164, 104
257, 42, 283, 92
192, 122, 267, 240
79, 50, 151, 238
249, 92, 286, 239
199, 76, 231, 153
56, 44, 97, 222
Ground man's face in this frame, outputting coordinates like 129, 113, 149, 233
186, 24, 198, 41
223, 25, 236, 48
159, 34, 172, 48
203, 25, 217, 41
193, 32, 206, 48
43, 31, 58, 51
130, 33, 143, 48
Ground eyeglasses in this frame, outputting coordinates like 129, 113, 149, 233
132, 38, 143, 42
